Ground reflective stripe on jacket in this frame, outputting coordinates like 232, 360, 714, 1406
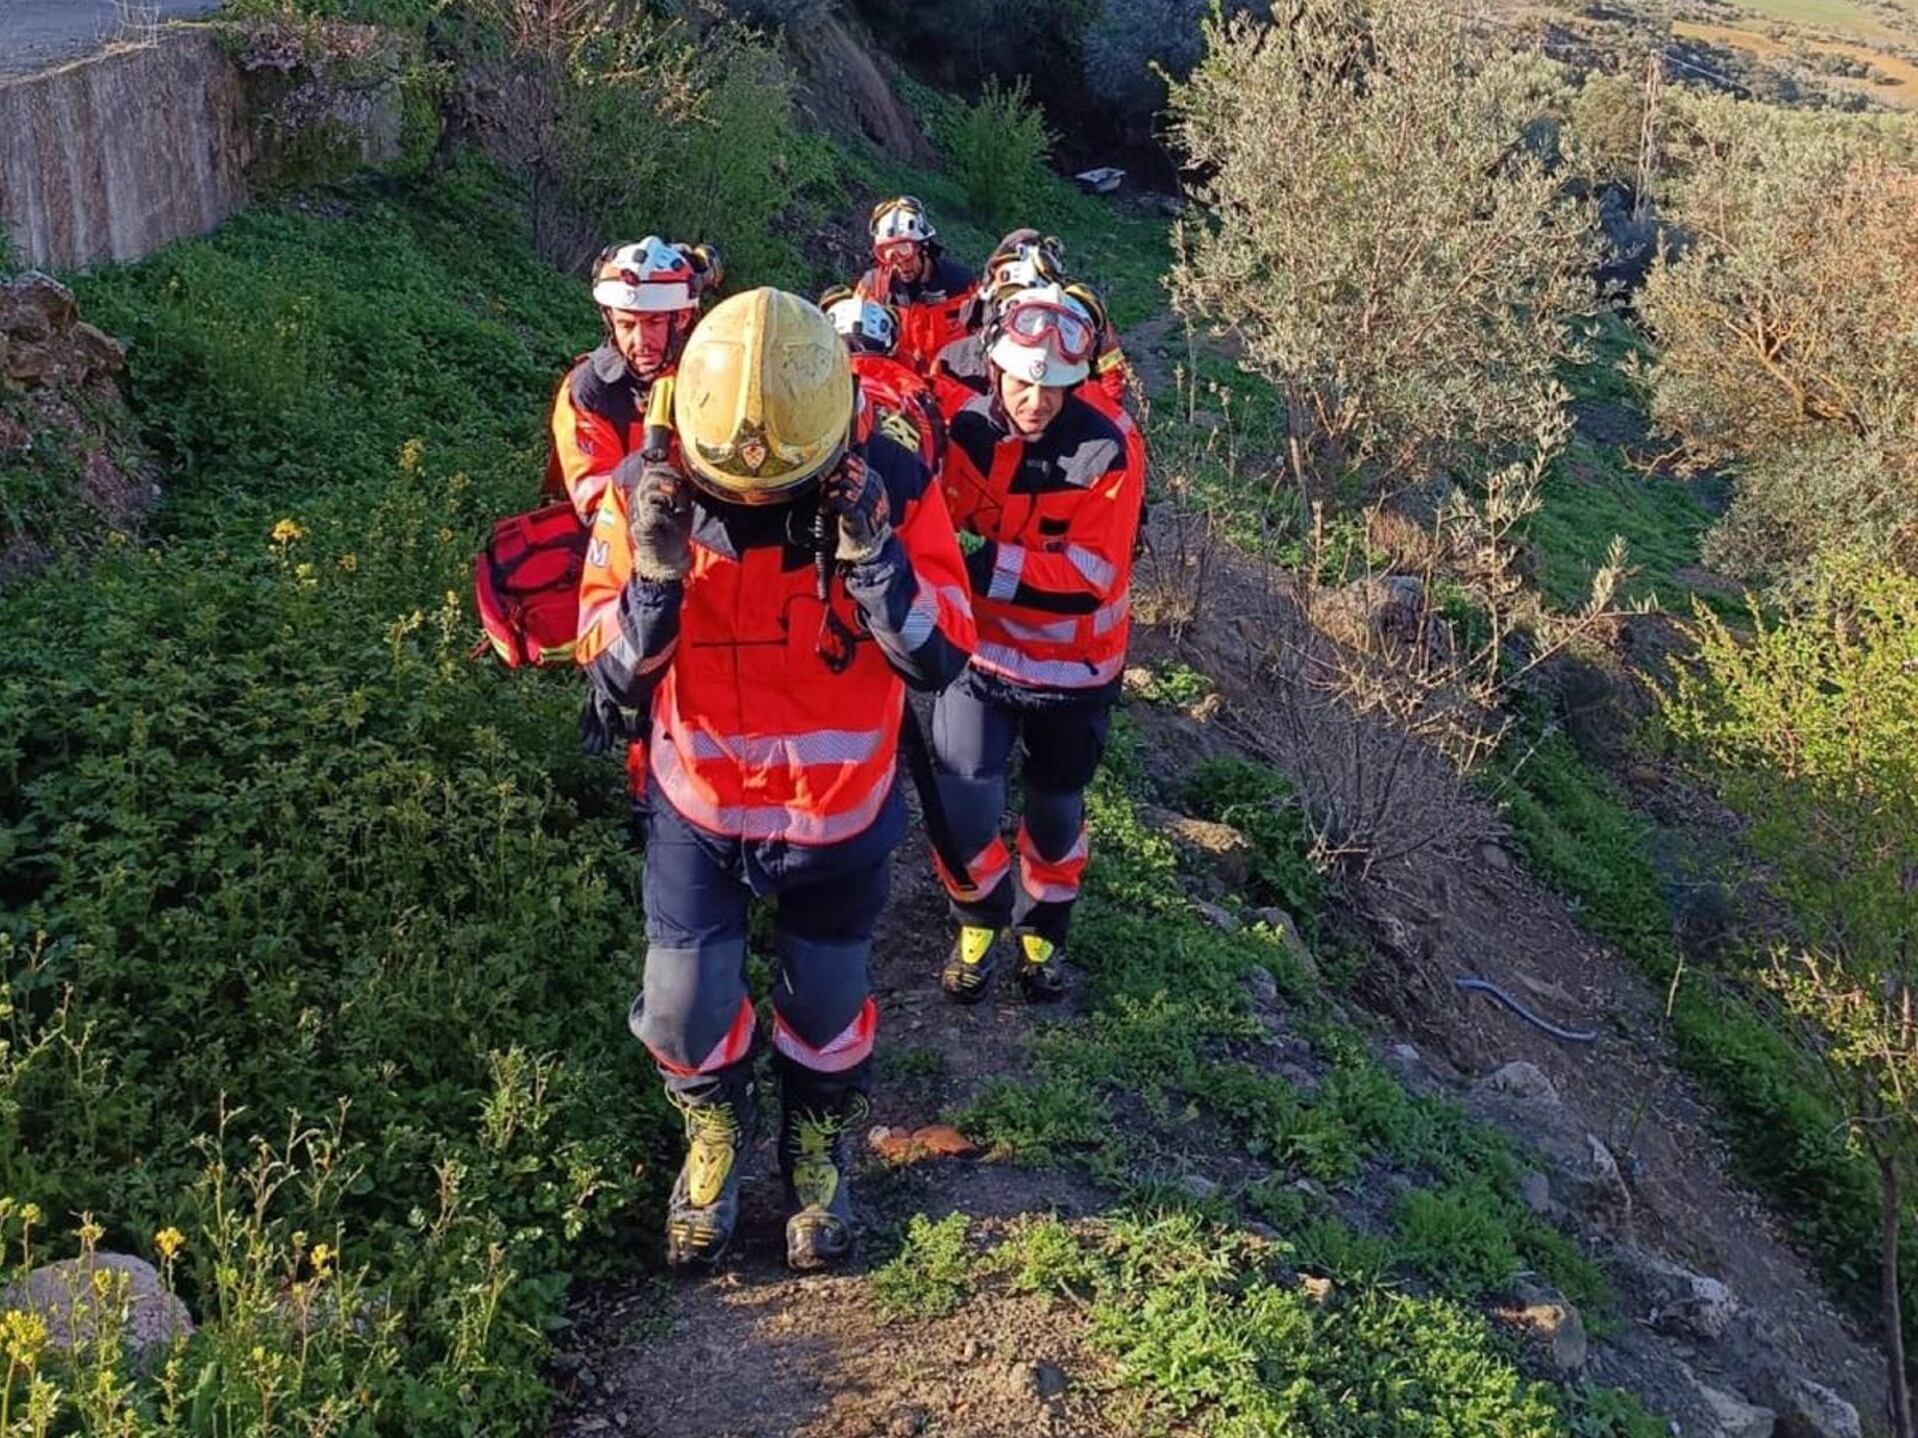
941, 392, 1143, 693
575, 434, 975, 845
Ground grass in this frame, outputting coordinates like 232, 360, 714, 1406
0, 158, 667, 1432
1488, 700, 1915, 1356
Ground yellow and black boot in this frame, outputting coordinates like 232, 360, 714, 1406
779, 1080, 870, 1271
1013, 929, 1067, 1003
940, 924, 1001, 1004
664, 1073, 754, 1268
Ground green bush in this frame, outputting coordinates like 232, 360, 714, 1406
942, 78, 1056, 232
0, 161, 667, 1433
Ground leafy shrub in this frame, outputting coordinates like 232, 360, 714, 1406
1702, 430, 1918, 581
871, 1214, 973, 1321
1661, 559, 1918, 1404
1183, 757, 1321, 921
1639, 94, 1918, 578
0, 162, 669, 1433
942, 77, 1055, 231
1167, 0, 1593, 500
1564, 69, 1647, 191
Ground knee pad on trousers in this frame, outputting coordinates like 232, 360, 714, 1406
1020, 785, 1086, 858
769, 933, 876, 1075
631, 939, 756, 1077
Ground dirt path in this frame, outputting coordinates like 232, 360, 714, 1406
548, 318, 1887, 1436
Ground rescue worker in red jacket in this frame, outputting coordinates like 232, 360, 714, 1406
547, 236, 722, 523
934, 235, 1130, 414
576, 288, 975, 1270
928, 284, 1145, 1002
820, 286, 946, 475
855, 196, 977, 374
546, 238, 719, 805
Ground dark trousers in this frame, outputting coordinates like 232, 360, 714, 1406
925, 666, 1111, 944
632, 795, 890, 1102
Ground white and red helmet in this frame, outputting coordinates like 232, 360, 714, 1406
592, 237, 700, 313
870, 196, 936, 247
821, 290, 901, 356
987, 283, 1096, 388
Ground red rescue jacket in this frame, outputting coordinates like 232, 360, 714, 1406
546, 344, 677, 523
941, 392, 1145, 694
575, 436, 975, 847
856, 251, 978, 374
852, 352, 946, 475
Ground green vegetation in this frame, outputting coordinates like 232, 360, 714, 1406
941, 77, 1056, 232
1640, 90, 1918, 582
1182, 756, 1322, 923
0, 159, 662, 1433
939, 717, 1644, 1429
1168, 0, 1592, 501
1662, 560, 1918, 1421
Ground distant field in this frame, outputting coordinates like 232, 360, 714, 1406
1717, 0, 1917, 44
1675, 16, 1918, 105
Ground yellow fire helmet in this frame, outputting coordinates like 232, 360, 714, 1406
673, 287, 855, 505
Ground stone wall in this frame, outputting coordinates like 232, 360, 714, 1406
0, 23, 411, 273
0, 31, 250, 271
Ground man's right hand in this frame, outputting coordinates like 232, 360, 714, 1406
621, 455, 694, 581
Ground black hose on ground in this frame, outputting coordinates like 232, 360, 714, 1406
1454, 977, 1601, 1044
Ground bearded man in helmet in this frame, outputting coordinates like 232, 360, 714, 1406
576, 288, 975, 1271
819, 286, 946, 475
548, 237, 722, 522
854, 196, 978, 374
547, 237, 721, 815
927, 283, 1145, 1004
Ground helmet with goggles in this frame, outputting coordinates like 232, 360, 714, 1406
985, 230, 1065, 292
987, 284, 1096, 388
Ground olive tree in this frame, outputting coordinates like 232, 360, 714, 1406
1166, 0, 1594, 502
1638, 94, 1918, 579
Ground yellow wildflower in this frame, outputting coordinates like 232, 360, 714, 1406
2, 1309, 48, 1367
271, 518, 306, 545
339, 553, 358, 573
309, 1242, 334, 1276
77, 1215, 104, 1247
399, 438, 425, 473
154, 1227, 185, 1262
18, 1203, 41, 1227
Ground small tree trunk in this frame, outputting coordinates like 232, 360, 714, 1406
1882, 1151, 1914, 1438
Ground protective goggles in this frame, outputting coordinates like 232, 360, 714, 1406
1000, 299, 1095, 363
874, 236, 924, 264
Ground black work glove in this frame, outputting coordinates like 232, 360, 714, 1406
619, 454, 693, 582
820, 454, 892, 564
577, 686, 632, 758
